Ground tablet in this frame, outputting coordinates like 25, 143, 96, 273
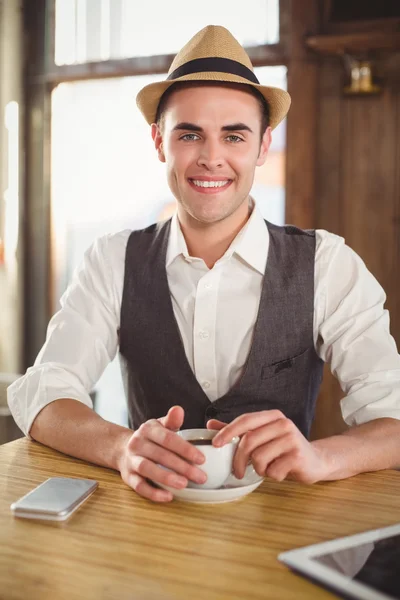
278, 523, 400, 600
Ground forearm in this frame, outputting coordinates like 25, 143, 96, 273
30, 399, 133, 472
311, 417, 400, 481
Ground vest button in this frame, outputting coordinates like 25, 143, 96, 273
206, 406, 218, 418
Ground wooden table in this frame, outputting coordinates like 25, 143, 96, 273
1, 439, 400, 600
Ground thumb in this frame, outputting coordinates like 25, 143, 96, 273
158, 405, 185, 431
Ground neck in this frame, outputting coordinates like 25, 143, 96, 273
178, 200, 252, 269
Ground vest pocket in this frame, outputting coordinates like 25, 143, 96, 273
261, 347, 311, 380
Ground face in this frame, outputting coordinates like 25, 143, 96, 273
151, 85, 271, 228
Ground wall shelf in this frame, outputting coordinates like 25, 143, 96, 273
305, 31, 400, 55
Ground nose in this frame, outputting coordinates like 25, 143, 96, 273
197, 139, 224, 170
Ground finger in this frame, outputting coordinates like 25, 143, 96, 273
213, 410, 286, 447
158, 406, 185, 432
266, 450, 320, 484
206, 419, 227, 431
126, 472, 173, 502
130, 455, 189, 489
233, 420, 295, 478
137, 440, 207, 484
250, 434, 294, 478
233, 432, 255, 479
142, 421, 205, 464
264, 453, 296, 483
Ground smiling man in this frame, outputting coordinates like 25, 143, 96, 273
8, 26, 400, 502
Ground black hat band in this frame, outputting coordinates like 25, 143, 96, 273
167, 57, 260, 85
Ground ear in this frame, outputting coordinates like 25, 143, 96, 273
256, 126, 272, 167
151, 123, 166, 163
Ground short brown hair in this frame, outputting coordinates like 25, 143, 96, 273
155, 81, 270, 143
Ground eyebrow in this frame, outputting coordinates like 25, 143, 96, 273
172, 122, 254, 134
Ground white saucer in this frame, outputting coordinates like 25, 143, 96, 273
157, 470, 264, 504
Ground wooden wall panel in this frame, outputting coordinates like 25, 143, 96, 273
315, 58, 343, 232
311, 51, 400, 440
327, 55, 400, 346
341, 94, 396, 279
310, 58, 347, 440
286, 61, 319, 228
285, 0, 320, 229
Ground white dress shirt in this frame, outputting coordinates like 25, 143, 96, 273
8, 203, 400, 436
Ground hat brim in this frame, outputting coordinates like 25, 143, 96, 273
136, 72, 291, 130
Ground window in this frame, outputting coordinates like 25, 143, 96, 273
55, 0, 279, 65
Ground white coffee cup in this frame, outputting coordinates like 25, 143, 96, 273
179, 428, 240, 490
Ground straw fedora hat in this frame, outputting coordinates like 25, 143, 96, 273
136, 25, 291, 130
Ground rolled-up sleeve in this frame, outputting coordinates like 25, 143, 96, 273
7, 231, 129, 436
315, 231, 400, 426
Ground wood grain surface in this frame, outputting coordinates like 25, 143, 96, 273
1, 438, 400, 600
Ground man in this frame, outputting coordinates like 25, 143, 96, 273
8, 26, 400, 502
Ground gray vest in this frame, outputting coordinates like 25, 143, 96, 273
119, 219, 324, 439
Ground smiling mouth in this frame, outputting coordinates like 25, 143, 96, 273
188, 179, 232, 192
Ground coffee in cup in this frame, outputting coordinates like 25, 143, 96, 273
188, 439, 213, 446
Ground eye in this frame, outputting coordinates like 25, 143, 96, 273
180, 133, 201, 141
226, 135, 244, 143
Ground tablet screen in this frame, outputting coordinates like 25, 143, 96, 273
313, 534, 400, 599
279, 524, 400, 600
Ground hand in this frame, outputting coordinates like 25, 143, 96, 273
119, 406, 206, 502
207, 410, 328, 484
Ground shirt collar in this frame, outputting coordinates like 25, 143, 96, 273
166, 200, 269, 275
166, 212, 191, 267
230, 202, 269, 275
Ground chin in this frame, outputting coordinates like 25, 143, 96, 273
191, 210, 231, 225
179, 194, 244, 225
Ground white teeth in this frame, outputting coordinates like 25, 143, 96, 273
191, 179, 229, 188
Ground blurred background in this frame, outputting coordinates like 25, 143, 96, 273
0, 0, 399, 443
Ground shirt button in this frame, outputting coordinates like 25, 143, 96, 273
199, 330, 210, 340
202, 381, 210, 389
204, 282, 212, 290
